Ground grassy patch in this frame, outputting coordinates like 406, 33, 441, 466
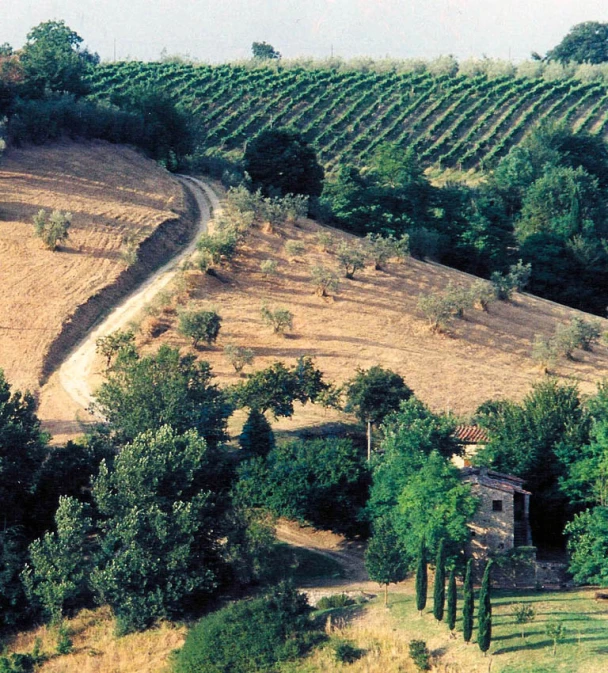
284, 583, 608, 673
275, 544, 346, 583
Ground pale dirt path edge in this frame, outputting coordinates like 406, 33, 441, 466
57, 176, 220, 414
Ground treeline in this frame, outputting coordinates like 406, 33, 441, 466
320, 124, 608, 316
0, 21, 192, 169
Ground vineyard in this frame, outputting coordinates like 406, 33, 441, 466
88, 61, 608, 171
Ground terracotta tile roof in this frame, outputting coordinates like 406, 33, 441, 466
454, 425, 490, 444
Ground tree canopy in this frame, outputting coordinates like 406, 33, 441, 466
252, 41, 281, 60
546, 22, 608, 64
93, 344, 230, 447
244, 127, 324, 199
20, 20, 93, 97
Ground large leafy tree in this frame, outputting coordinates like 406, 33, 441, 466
90, 427, 224, 633
546, 22, 608, 64
234, 437, 369, 535
20, 20, 93, 97
475, 380, 589, 546
244, 127, 324, 199
94, 345, 230, 447
565, 506, 608, 586
251, 41, 281, 60
345, 366, 413, 460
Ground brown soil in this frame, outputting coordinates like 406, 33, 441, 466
0, 140, 188, 420
148, 205, 608, 431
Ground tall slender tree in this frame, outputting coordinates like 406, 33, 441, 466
462, 559, 474, 643
415, 539, 428, 616
446, 568, 457, 633
477, 561, 493, 654
433, 539, 446, 622
364, 516, 407, 606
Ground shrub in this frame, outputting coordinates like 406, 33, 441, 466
310, 265, 340, 297
570, 317, 602, 351
316, 230, 335, 252
491, 260, 532, 300
173, 582, 317, 673
532, 335, 558, 372
260, 259, 278, 278
316, 593, 355, 610
178, 310, 221, 347
33, 209, 71, 251
56, 623, 73, 655
95, 330, 135, 369
197, 229, 238, 267
336, 239, 366, 279
553, 322, 581, 359
260, 305, 293, 334
224, 344, 254, 373
120, 234, 138, 266
469, 279, 495, 311
408, 640, 431, 671
417, 292, 455, 333
332, 639, 363, 664
285, 240, 305, 260
444, 282, 473, 318
513, 603, 535, 640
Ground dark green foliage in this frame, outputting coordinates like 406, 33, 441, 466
446, 569, 457, 631
252, 41, 281, 60
239, 408, 275, 458
94, 344, 230, 447
244, 127, 324, 199
178, 310, 222, 348
345, 366, 413, 427
0, 646, 45, 673
415, 540, 427, 614
332, 640, 363, 664
475, 379, 589, 546
22, 497, 93, 623
232, 357, 332, 419
546, 22, 608, 64
364, 516, 407, 604
109, 85, 193, 168
173, 582, 317, 673
20, 20, 92, 98
462, 559, 474, 643
316, 594, 355, 610
565, 506, 608, 585
477, 561, 493, 654
56, 623, 73, 655
432, 539, 446, 622
0, 530, 29, 628
91, 427, 224, 633
408, 640, 430, 671
234, 437, 369, 535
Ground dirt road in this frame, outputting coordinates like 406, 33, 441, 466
57, 176, 219, 414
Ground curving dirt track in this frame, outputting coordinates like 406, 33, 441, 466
56, 176, 219, 415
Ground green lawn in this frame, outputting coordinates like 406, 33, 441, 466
389, 586, 608, 673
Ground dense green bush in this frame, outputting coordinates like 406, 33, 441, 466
173, 582, 318, 673
178, 310, 222, 348
234, 437, 369, 535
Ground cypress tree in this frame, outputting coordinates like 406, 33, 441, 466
239, 408, 275, 458
477, 560, 493, 655
462, 558, 474, 643
432, 539, 446, 622
446, 568, 457, 632
415, 539, 427, 616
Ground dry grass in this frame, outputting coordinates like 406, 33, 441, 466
0, 140, 183, 397
4, 607, 186, 673
141, 200, 608, 432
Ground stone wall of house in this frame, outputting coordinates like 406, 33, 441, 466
468, 482, 515, 557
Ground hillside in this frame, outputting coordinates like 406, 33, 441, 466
0, 141, 189, 397
123, 198, 608, 431
88, 61, 608, 171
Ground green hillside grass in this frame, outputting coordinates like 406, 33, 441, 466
88, 61, 608, 170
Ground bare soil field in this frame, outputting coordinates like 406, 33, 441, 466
0, 140, 187, 399
144, 204, 608, 430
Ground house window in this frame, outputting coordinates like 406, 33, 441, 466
492, 500, 503, 512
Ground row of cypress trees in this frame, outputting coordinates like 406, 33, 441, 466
415, 540, 493, 654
